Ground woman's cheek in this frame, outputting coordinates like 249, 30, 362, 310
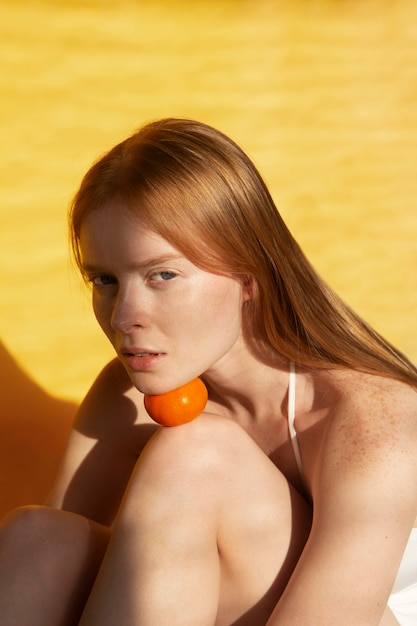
92, 294, 112, 336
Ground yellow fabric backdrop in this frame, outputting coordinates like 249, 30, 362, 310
1, 0, 416, 513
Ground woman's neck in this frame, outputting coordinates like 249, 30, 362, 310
202, 347, 292, 424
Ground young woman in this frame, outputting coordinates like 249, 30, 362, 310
0, 118, 416, 625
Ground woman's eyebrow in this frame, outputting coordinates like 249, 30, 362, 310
81, 254, 184, 273
136, 254, 184, 269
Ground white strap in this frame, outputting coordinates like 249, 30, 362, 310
288, 362, 304, 481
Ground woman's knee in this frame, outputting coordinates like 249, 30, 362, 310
0, 505, 109, 568
133, 414, 257, 490
124, 414, 301, 525
117, 415, 252, 527
2, 505, 77, 542
142, 413, 261, 467
0, 508, 110, 625
0, 505, 62, 546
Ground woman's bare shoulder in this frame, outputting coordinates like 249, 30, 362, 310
326, 367, 417, 419
315, 367, 417, 474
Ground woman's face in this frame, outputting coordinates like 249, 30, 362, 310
79, 203, 250, 395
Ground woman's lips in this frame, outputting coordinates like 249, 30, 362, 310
122, 350, 165, 371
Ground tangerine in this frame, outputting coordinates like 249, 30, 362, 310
143, 378, 208, 426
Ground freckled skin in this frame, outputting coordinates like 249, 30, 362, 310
5, 203, 416, 625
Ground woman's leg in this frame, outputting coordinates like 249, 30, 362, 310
80, 415, 312, 626
0, 505, 110, 626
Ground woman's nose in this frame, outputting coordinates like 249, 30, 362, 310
111, 285, 150, 333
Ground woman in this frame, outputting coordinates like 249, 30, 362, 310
0, 118, 416, 625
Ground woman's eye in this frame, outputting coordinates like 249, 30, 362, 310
90, 274, 116, 286
150, 270, 177, 282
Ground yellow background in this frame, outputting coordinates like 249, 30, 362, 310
1, 0, 416, 512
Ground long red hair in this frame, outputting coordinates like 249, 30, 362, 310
69, 118, 417, 387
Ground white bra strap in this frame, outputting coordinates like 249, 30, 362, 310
288, 361, 304, 481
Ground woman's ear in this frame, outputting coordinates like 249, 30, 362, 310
242, 275, 255, 302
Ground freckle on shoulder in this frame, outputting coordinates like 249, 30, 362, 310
330, 367, 414, 396
320, 369, 417, 472
329, 367, 417, 428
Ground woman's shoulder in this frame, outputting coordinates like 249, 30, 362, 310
304, 369, 417, 519
326, 367, 417, 414
314, 367, 417, 459
299, 365, 416, 418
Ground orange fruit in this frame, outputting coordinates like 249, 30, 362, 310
143, 378, 208, 426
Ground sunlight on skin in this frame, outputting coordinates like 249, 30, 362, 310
1, 0, 416, 403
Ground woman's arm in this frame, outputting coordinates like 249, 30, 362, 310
267, 377, 417, 626
47, 358, 158, 525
